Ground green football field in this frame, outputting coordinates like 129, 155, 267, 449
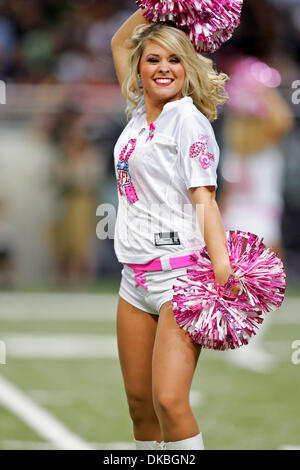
0, 287, 299, 450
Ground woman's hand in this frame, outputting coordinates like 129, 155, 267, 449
214, 266, 243, 297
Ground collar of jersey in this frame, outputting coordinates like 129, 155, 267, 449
136, 95, 193, 119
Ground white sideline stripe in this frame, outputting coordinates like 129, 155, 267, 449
1, 334, 118, 359
0, 293, 298, 324
1, 440, 135, 450
0, 334, 290, 361
278, 445, 300, 450
0, 375, 94, 450
1, 311, 298, 323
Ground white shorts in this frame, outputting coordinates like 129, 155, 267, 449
119, 264, 189, 315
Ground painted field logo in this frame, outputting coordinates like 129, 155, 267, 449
0, 340, 6, 364
0, 80, 6, 104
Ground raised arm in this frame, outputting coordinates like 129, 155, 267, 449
111, 8, 149, 88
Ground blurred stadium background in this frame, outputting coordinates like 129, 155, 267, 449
0, 0, 299, 450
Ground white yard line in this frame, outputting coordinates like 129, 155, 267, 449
1, 334, 118, 359
0, 333, 290, 362
0, 374, 94, 450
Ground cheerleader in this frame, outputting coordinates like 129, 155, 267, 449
111, 8, 241, 450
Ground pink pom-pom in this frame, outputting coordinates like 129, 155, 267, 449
171, 230, 286, 350
136, 0, 243, 53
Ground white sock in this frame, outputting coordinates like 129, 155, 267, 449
164, 432, 205, 450
134, 438, 164, 450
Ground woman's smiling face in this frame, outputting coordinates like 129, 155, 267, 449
139, 40, 186, 105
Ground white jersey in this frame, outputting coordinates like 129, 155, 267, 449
113, 94, 220, 264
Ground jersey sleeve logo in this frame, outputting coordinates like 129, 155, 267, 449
189, 136, 215, 170
117, 139, 139, 204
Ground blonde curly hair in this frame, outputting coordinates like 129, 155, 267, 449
122, 22, 229, 122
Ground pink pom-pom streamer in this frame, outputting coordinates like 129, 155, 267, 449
136, 0, 243, 53
171, 230, 286, 350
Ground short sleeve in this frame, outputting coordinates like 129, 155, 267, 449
179, 113, 219, 189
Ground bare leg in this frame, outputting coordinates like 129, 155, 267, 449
116, 296, 163, 442
152, 301, 202, 442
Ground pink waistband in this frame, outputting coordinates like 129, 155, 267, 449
125, 252, 199, 290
